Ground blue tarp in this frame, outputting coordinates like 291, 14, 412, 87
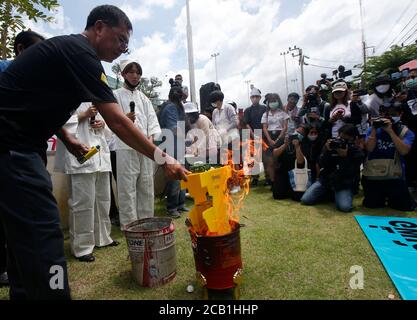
355, 216, 417, 300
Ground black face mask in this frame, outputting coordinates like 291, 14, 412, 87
124, 79, 140, 90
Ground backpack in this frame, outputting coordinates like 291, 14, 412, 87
362, 126, 408, 179
199, 82, 221, 113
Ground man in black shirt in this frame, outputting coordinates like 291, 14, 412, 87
0, 5, 188, 300
243, 86, 267, 186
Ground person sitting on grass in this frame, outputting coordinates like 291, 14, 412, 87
272, 124, 312, 201
362, 101, 416, 212
300, 124, 364, 213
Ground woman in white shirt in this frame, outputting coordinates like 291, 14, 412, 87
329, 82, 351, 138
261, 93, 289, 185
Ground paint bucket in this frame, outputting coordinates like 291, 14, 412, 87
124, 217, 176, 287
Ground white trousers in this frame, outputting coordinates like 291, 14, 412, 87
68, 172, 113, 257
116, 150, 155, 229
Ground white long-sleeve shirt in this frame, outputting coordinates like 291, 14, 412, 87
113, 87, 161, 150
54, 102, 112, 174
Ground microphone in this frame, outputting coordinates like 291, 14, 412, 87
130, 101, 135, 113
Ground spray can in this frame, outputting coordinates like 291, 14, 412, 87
77, 145, 100, 164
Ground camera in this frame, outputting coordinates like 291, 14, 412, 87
289, 133, 300, 142
372, 117, 389, 128
169, 78, 182, 88
307, 92, 318, 104
329, 138, 347, 150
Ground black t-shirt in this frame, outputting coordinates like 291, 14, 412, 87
243, 104, 267, 130
0, 34, 117, 155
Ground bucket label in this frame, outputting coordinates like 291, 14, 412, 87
127, 238, 145, 252
165, 233, 174, 245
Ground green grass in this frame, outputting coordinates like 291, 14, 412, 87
1, 185, 416, 300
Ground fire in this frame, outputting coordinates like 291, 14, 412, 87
181, 136, 264, 237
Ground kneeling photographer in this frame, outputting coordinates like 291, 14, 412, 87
272, 124, 312, 201
301, 124, 364, 212
362, 102, 416, 211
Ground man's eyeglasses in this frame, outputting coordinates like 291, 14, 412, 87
102, 21, 130, 54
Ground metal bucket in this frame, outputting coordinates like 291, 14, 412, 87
189, 223, 242, 290
124, 218, 176, 288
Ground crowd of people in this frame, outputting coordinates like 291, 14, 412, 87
0, 4, 416, 301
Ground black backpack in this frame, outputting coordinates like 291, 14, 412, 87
199, 82, 221, 113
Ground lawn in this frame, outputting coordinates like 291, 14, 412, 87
1, 184, 416, 300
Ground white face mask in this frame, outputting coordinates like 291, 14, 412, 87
391, 116, 401, 123
269, 102, 280, 110
376, 85, 390, 94
308, 135, 318, 142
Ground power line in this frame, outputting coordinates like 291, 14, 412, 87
402, 29, 417, 46
375, 0, 414, 50
384, 12, 417, 51
307, 57, 360, 65
396, 21, 417, 46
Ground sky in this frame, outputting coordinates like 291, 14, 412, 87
22, 0, 417, 107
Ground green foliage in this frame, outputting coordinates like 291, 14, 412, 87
0, 0, 59, 59
355, 44, 417, 87
139, 76, 162, 101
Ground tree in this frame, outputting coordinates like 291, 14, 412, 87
139, 77, 162, 104
355, 44, 417, 87
111, 62, 122, 89
0, 0, 59, 59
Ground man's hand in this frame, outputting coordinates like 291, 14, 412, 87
162, 155, 190, 181
126, 112, 136, 122
62, 136, 90, 158
90, 120, 105, 130
382, 119, 394, 134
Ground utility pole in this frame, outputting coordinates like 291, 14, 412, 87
186, 0, 197, 103
289, 45, 305, 93
280, 51, 290, 98
211, 52, 220, 84
244, 80, 251, 106
359, 0, 366, 89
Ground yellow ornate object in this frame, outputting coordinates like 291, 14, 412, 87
181, 166, 232, 236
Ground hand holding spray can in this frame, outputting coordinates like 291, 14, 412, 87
77, 145, 100, 164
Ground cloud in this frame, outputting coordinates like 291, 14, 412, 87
121, 0, 177, 22
160, 0, 414, 107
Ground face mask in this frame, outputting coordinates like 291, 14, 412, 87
269, 102, 280, 110
124, 79, 140, 90
375, 85, 390, 94
308, 135, 318, 142
211, 103, 217, 108
391, 116, 401, 123
406, 79, 417, 90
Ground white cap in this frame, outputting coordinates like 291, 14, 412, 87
184, 102, 199, 113
332, 81, 348, 93
250, 87, 261, 97
120, 59, 136, 73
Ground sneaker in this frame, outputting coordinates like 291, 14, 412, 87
178, 206, 190, 213
167, 209, 181, 219
230, 186, 241, 195
0, 272, 9, 287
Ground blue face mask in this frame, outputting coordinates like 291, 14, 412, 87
406, 78, 417, 90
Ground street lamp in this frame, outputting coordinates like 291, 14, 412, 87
186, 0, 197, 103
211, 52, 220, 83
244, 80, 251, 106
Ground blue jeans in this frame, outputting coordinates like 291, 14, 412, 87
166, 180, 186, 211
301, 181, 353, 213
